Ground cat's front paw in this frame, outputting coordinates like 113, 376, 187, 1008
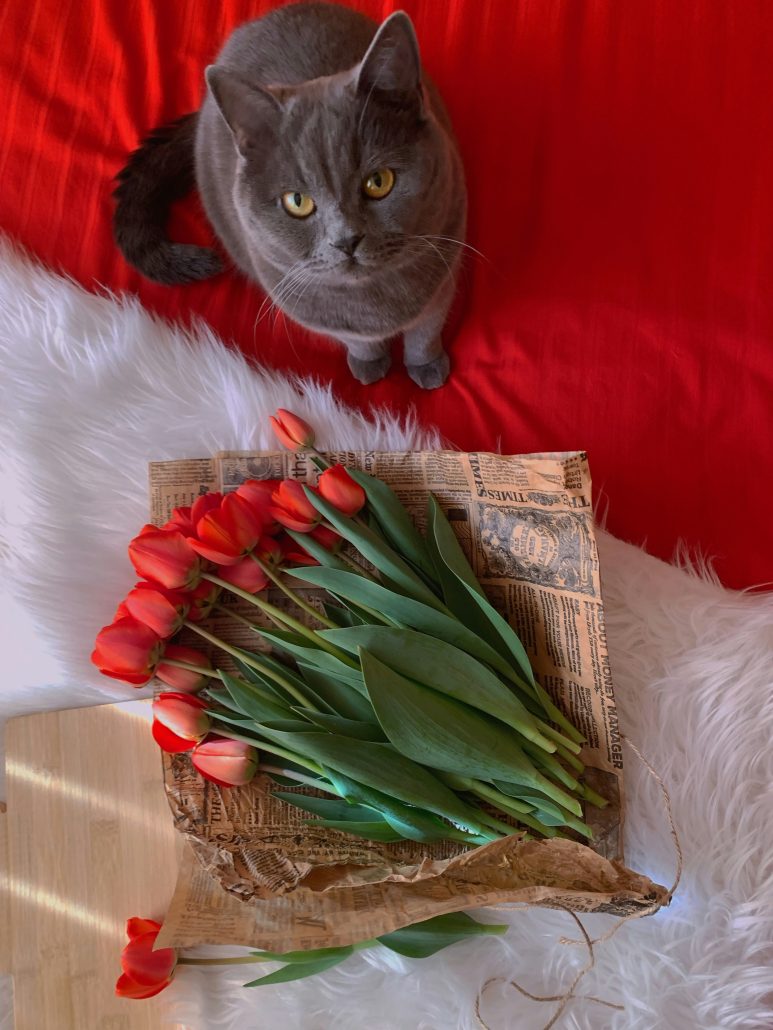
347, 352, 392, 385
406, 353, 450, 390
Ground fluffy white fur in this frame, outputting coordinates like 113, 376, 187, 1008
1, 239, 771, 1029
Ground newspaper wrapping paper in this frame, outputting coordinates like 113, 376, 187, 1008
150, 451, 668, 951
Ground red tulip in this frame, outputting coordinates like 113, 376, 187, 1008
269, 408, 315, 450
116, 917, 176, 999
270, 479, 320, 533
190, 491, 223, 528
191, 735, 259, 787
123, 583, 188, 638
185, 579, 221, 623
156, 646, 212, 693
311, 524, 343, 552
236, 479, 282, 532
152, 692, 210, 753
129, 526, 201, 591
215, 554, 269, 592
91, 616, 164, 686
164, 505, 195, 536
189, 492, 265, 565
317, 465, 366, 516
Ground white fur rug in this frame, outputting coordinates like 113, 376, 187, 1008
1, 239, 771, 1029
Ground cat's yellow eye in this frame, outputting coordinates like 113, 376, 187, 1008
281, 191, 316, 218
362, 168, 395, 200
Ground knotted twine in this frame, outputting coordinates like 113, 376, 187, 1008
474, 735, 683, 1030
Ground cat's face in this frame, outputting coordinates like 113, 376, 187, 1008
207, 14, 454, 290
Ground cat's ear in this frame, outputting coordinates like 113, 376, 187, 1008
357, 11, 423, 106
205, 66, 281, 156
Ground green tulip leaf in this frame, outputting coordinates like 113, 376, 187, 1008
344, 467, 440, 584
323, 769, 473, 844
358, 650, 582, 817
296, 664, 376, 722
311, 818, 406, 841
258, 628, 366, 691
242, 952, 352, 987
218, 671, 297, 725
377, 912, 508, 958
260, 729, 497, 838
286, 565, 519, 680
249, 945, 357, 964
284, 529, 350, 572
302, 486, 446, 612
317, 626, 552, 751
271, 792, 376, 822
294, 710, 386, 741
323, 603, 364, 628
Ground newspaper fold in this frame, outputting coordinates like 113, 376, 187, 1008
150, 450, 666, 951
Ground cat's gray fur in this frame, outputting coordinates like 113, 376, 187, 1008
114, 3, 466, 389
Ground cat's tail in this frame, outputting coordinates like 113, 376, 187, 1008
113, 113, 223, 285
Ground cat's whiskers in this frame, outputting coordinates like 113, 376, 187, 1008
256, 260, 312, 329
417, 235, 491, 266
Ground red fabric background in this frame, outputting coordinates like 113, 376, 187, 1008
1, 0, 771, 589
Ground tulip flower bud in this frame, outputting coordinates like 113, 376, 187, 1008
129, 526, 201, 591
91, 616, 164, 686
215, 554, 270, 592
116, 918, 176, 999
156, 645, 212, 693
185, 579, 221, 623
270, 479, 321, 533
269, 409, 315, 450
123, 583, 188, 638
317, 465, 367, 516
190, 491, 223, 529
152, 692, 211, 753
189, 492, 265, 565
191, 735, 258, 787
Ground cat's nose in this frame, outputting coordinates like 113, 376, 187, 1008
331, 234, 364, 257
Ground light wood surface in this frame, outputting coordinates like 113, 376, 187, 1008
1, 701, 184, 1029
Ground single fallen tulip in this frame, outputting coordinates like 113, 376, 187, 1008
156, 645, 212, 693
189, 492, 265, 565
185, 579, 221, 622
116, 917, 176, 999
123, 583, 188, 638
152, 692, 211, 752
192, 735, 259, 787
91, 616, 164, 686
317, 464, 367, 516
270, 479, 321, 533
129, 526, 201, 591
269, 408, 315, 450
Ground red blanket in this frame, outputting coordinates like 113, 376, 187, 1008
2, 0, 771, 588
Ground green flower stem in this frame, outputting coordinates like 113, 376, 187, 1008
183, 620, 319, 710
202, 573, 358, 668
521, 740, 582, 793
158, 657, 218, 678
250, 554, 339, 629
467, 806, 523, 839
309, 448, 332, 471
466, 782, 560, 838
534, 721, 583, 756
256, 764, 332, 790
178, 955, 270, 966
210, 723, 325, 776
555, 742, 585, 774
336, 546, 379, 582
579, 783, 609, 808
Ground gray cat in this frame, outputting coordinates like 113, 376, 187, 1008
114, 3, 466, 389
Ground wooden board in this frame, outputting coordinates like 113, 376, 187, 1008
2, 701, 185, 1029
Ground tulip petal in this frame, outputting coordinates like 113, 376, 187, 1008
126, 917, 162, 941
152, 719, 196, 753
115, 972, 173, 999
121, 930, 176, 987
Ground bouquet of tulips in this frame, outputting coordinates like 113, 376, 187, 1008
93, 409, 606, 856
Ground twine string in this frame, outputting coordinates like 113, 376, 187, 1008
474, 734, 682, 1030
